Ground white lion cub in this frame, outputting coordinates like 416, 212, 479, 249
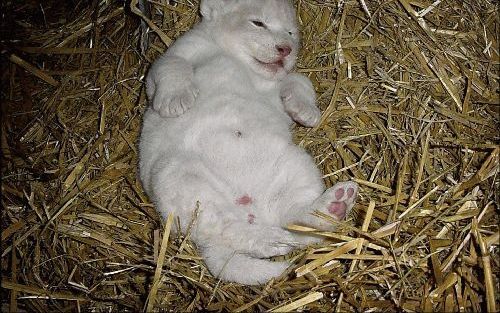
139, 0, 358, 285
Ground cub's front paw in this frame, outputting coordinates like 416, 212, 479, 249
146, 56, 199, 118
280, 74, 321, 127
151, 80, 199, 117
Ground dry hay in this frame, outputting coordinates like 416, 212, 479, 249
1, 0, 499, 312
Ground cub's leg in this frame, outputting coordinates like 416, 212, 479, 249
279, 73, 321, 127
147, 156, 221, 232
150, 156, 296, 257
151, 174, 294, 285
199, 243, 290, 285
197, 218, 297, 259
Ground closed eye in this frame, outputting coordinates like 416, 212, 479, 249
251, 20, 266, 28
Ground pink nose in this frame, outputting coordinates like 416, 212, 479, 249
276, 45, 292, 57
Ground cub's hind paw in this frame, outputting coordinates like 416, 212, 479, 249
325, 181, 358, 220
247, 227, 296, 258
308, 181, 358, 229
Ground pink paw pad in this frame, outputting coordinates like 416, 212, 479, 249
335, 188, 345, 200
347, 187, 354, 198
236, 194, 252, 205
323, 181, 359, 220
328, 202, 347, 220
247, 213, 255, 224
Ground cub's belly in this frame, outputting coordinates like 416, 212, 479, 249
199, 122, 289, 169
181, 96, 292, 183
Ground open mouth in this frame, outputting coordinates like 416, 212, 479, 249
254, 58, 285, 72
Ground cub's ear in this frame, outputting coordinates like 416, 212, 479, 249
200, 0, 228, 21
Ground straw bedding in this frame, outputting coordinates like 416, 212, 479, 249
1, 0, 499, 311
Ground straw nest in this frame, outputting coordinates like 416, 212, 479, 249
1, 0, 499, 312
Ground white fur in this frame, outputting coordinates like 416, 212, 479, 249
139, 0, 358, 285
